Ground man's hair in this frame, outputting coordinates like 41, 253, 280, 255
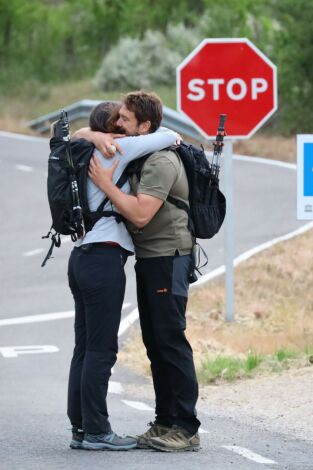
89, 101, 121, 133
122, 91, 163, 133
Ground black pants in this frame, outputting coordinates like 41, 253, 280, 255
67, 244, 128, 434
135, 254, 200, 435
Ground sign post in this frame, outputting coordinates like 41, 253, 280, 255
223, 140, 235, 321
177, 38, 277, 321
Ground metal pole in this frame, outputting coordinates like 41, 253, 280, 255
223, 140, 235, 321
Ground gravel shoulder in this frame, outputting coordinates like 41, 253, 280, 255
199, 366, 313, 442
123, 361, 313, 442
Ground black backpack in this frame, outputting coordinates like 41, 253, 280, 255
126, 142, 226, 240
171, 142, 226, 239
41, 112, 127, 266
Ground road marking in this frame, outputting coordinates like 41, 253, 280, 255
23, 236, 72, 257
0, 345, 59, 358
222, 445, 277, 465
0, 303, 131, 327
61, 236, 72, 243
194, 220, 313, 287
108, 381, 124, 394
234, 153, 296, 170
118, 307, 139, 337
15, 164, 33, 172
0, 311, 75, 326
199, 428, 209, 434
23, 248, 44, 257
122, 400, 154, 411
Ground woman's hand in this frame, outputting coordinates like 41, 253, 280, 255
88, 155, 118, 190
175, 133, 183, 145
73, 127, 125, 157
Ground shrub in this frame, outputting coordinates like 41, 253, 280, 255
94, 23, 201, 91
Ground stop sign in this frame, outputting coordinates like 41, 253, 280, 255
177, 38, 277, 139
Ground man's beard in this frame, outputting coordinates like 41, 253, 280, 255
112, 124, 125, 134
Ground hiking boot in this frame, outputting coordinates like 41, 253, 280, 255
82, 431, 137, 451
136, 422, 172, 449
70, 427, 84, 450
149, 425, 200, 452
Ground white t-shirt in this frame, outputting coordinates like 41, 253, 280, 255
75, 127, 177, 252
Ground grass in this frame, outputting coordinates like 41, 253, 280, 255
275, 348, 299, 362
199, 352, 258, 383
197, 348, 311, 384
198, 355, 245, 383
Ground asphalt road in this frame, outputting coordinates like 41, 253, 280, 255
0, 132, 312, 470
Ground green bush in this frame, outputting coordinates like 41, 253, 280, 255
94, 23, 201, 91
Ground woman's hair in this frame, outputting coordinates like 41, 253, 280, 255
89, 101, 121, 133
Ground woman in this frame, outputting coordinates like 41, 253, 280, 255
67, 101, 178, 451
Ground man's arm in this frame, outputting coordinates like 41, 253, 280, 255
73, 127, 125, 157
88, 158, 163, 228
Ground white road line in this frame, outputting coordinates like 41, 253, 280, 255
233, 153, 296, 170
61, 236, 72, 243
222, 445, 277, 465
118, 308, 139, 337
122, 400, 154, 411
194, 220, 313, 287
108, 381, 124, 395
23, 248, 44, 257
199, 428, 209, 434
23, 236, 72, 257
121, 302, 131, 310
15, 164, 33, 172
0, 303, 131, 327
0, 311, 75, 326
0, 345, 59, 358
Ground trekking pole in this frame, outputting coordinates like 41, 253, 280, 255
60, 111, 85, 239
211, 114, 227, 178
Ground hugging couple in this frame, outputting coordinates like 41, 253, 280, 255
67, 90, 201, 452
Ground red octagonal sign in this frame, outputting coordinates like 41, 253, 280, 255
177, 38, 277, 139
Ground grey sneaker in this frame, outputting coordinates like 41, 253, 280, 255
82, 431, 137, 451
70, 427, 84, 450
149, 425, 200, 452
136, 422, 171, 449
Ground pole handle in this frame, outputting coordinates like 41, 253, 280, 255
218, 114, 227, 132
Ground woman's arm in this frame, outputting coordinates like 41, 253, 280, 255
116, 127, 179, 165
72, 127, 125, 157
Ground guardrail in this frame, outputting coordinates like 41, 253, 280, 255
27, 99, 203, 142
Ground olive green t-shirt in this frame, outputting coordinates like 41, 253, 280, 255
126, 150, 194, 258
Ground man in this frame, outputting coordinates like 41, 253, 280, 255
85, 91, 201, 452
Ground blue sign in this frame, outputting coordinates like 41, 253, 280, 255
304, 143, 313, 196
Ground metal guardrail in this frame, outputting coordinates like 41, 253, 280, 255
27, 99, 203, 142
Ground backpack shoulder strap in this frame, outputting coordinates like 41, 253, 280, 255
125, 153, 153, 181
96, 170, 129, 213
84, 171, 129, 232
